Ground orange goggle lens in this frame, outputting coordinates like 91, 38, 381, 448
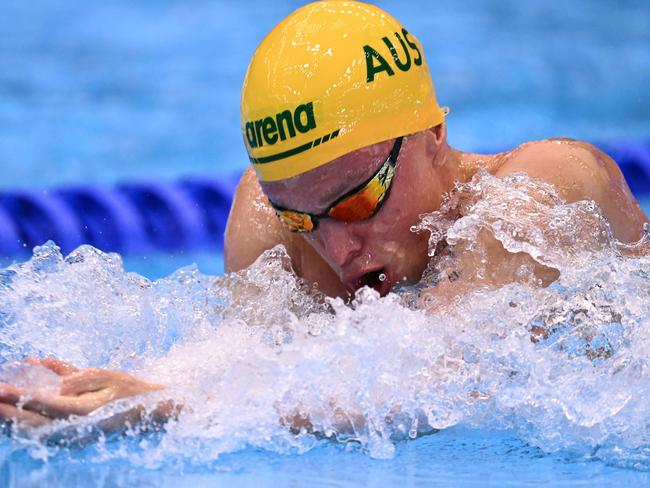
270, 137, 402, 233
327, 162, 394, 221
272, 161, 394, 232
276, 210, 315, 232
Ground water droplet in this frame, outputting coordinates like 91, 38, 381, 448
379, 273, 387, 282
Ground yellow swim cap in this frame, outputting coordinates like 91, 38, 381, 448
241, 0, 446, 182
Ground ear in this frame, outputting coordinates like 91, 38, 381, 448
431, 122, 446, 146
423, 123, 447, 157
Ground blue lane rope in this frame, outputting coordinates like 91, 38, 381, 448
0, 142, 649, 258
0, 175, 238, 257
596, 141, 650, 196
0, 204, 20, 256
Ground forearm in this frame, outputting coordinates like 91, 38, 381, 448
40, 399, 180, 447
282, 404, 435, 441
419, 228, 559, 309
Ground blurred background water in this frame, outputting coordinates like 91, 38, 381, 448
1, 0, 649, 276
1, 0, 648, 187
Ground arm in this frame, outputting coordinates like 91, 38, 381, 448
496, 139, 648, 243
224, 167, 294, 273
419, 227, 561, 309
420, 139, 649, 309
0, 359, 407, 445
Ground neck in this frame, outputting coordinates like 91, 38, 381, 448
431, 143, 470, 192
449, 145, 500, 181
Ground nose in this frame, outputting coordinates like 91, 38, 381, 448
313, 220, 363, 270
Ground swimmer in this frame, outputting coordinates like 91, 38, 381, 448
226, 1, 648, 300
0, 0, 648, 433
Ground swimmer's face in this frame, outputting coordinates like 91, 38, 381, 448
262, 126, 454, 296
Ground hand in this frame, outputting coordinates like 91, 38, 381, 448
0, 358, 165, 429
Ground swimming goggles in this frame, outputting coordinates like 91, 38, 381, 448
269, 137, 403, 233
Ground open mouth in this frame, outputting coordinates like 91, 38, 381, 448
354, 268, 390, 296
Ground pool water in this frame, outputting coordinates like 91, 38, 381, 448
3, 173, 650, 486
4, 429, 650, 487
2, 0, 650, 486
1, 0, 649, 190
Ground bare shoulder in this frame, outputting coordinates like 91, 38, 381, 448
494, 138, 648, 241
496, 138, 611, 200
224, 167, 295, 272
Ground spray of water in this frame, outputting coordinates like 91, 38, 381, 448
1, 171, 650, 468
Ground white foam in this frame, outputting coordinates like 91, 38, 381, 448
1, 171, 650, 467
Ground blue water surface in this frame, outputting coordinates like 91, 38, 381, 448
4, 428, 650, 487
2, 0, 650, 485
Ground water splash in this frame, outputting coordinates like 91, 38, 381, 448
1, 171, 650, 468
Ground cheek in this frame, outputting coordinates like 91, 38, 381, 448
381, 240, 411, 263
381, 186, 435, 231
360, 181, 431, 242
365, 211, 429, 259
361, 184, 436, 267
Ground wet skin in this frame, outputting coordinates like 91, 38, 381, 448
1, 126, 648, 433
225, 124, 649, 299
